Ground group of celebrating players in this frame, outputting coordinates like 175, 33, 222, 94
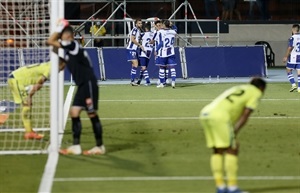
126, 18, 178, 88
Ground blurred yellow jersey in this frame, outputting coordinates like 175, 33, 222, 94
11, 61, 50, 86
90, 25, 106, 36
201, 84, 263, 124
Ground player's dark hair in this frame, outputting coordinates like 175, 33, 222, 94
250, 77, 267, 90
163, 20, 171, 28
62, 25, 74, 35
154, 20, 161, 25
135, 18, 142, 24
292, 24, 300, 32
144, 22, 151, 31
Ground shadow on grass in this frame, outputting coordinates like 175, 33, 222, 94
59, 142, 155, 176
247, 185, 300, 193
105, 142, 137, 153
176, 83, 199, 88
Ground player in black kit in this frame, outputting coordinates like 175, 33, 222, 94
47, 19, 105, 155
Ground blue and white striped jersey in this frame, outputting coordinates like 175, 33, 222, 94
152, 29, 161, 53
156, 29, 177, 58
126, 27, 141, 51
288, 33, 300, 64
139, 31, 154, 59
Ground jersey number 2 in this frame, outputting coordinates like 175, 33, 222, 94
226, 89, 245, 103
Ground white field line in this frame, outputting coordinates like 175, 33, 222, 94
78, 116, 300, 121
92, 98, 299, 121
54, 176, 300, 182
99, 99, 300, 102
0, 128, 49, 132
38, 85, 75, 193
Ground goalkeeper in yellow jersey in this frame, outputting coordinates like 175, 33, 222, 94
7, 58, 65, 140
199, 77, 267, 193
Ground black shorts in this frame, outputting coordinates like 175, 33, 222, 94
73, 80, 99, 113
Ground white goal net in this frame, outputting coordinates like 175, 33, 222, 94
0, 0, 51, 154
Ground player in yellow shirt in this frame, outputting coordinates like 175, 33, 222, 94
7, 59, 65, 140
199, 77, 267, 193
90, 20, 106, 47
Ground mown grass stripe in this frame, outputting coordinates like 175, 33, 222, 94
100, 99, 299, 102
78, 117, 300, 121
54, 176, 300, 182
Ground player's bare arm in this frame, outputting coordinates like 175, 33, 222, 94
47, 19, 70, 48
234, 108, 253, 135
52, 46, 59, 54
149, 39, 155, 44
283, 47, 293, 63
131, 35, 145, 52
58, 59, 66, 71
27, 76, 47, 98
46, 32, 62, 48
28, 84, 43, 98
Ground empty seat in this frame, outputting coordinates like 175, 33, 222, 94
255, 41, 275, 67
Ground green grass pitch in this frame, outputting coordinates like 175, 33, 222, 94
0, 82, 299, 193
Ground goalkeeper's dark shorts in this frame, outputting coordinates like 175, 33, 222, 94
73, 80, 99, 113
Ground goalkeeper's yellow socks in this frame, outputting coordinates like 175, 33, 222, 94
22, 106, 32, 133
211, 154, 225, 188
225, 153, 239, 189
